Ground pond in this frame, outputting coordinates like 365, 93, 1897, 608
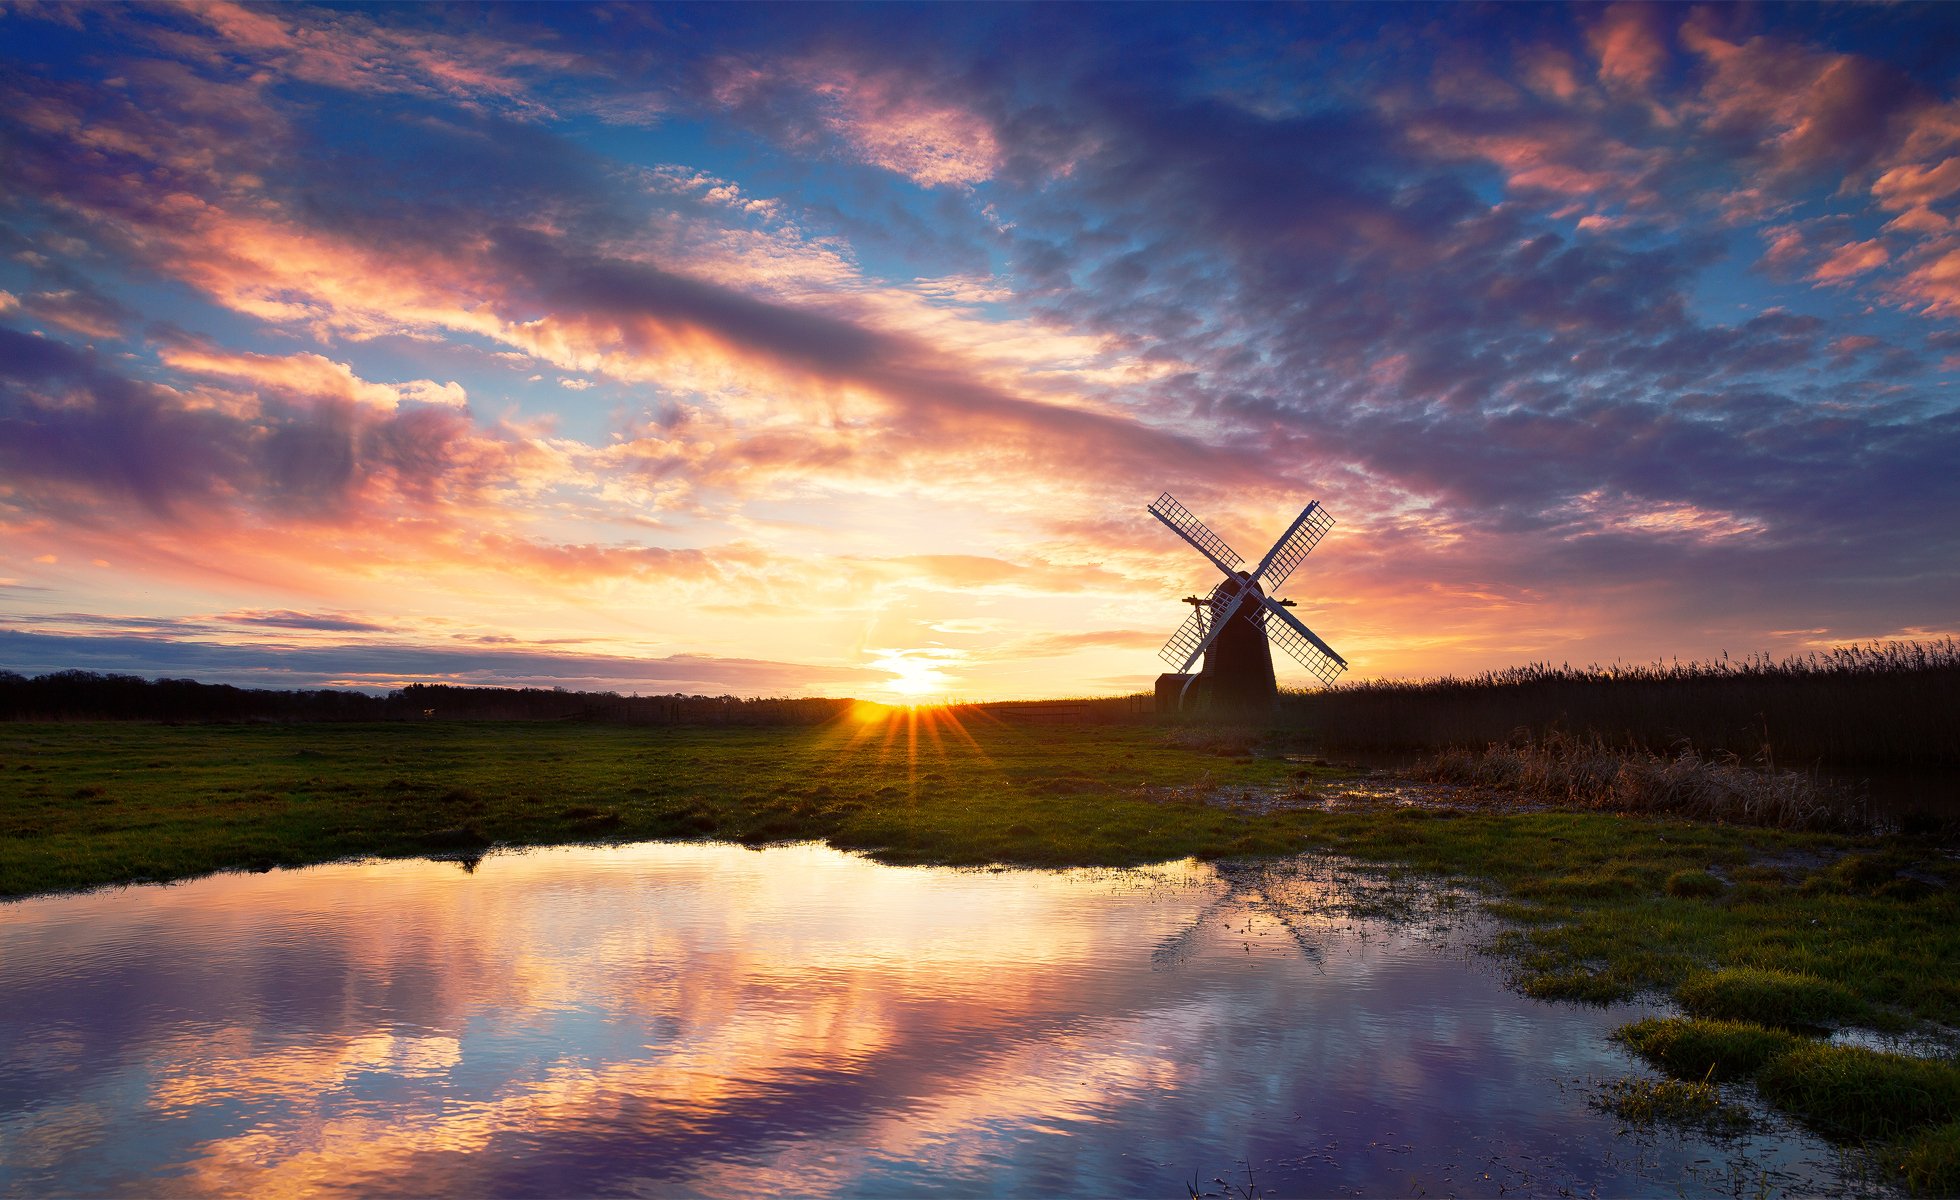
0, 843, 1879, 1197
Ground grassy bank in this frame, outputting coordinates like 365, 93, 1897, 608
0, 714, 1332, 897
5, 716, 1959, 1189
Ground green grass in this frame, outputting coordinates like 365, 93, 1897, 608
0, 717, 1342, 896
1757, 1044, 1960, 1143
1615, 1017, 1804, 1082
1895, 1120, 1960, 1196
1675, 967, 1866, 1028
1664, 869, 1727, 899
1591, 1076, 1754, 1134
6, 717, 1960, 1187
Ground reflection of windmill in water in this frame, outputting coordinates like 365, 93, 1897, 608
1147, 492, 1348, 716
1151, 860, 1324, 970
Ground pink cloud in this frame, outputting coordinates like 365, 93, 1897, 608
1680, 12, 1905, 182
716, 55, 1002, 188
1587, 4, 1670, 92
1405, 117, 1664, 207
160, 346, 467, 411
1883, 207, 1952, 236
1871, 156, 1960, 212
20, 289, 131, 340
1515, 47, 1587, 104
1811, 238, 1890, 283
1892, 246, 1960, 315
177, 0, 580, 116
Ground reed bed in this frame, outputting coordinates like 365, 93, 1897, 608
1412, 730, 1871, 831
1285, 640, 1960, 766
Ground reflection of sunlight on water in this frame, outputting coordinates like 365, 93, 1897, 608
0, 845, 1877, 1197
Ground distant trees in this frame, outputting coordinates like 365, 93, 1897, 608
0, 671, 853, 726
0, 670, 380, 722
389, 683, 850, 725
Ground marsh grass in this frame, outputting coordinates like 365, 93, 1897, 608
1284, 639, 1960, 766
1413, 731, 1869, 831
1756, 1044, 1960, 1143
1664, 869, 1727, 898
1616, 1018, 1805, 1082
1617, 1016, 1960, 1191
1676, 967, 1865, 1029
1591, 1076, 1754, 1134
1895, 1121, 1960, 1195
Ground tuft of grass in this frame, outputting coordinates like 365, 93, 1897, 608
1521, 966, 1633, 1004
1615, 1017, 1803, 1082
1757, 1043, 1960, 1143
1591, 1076, 1754, 1134
1676, 967, 1864, 1028
1665, 869, 1726, 899
1893, 1119, 1960, 1196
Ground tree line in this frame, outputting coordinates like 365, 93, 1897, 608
0, 671, 852, 726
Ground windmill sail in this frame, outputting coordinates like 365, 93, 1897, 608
1157, 585, 1257, 672
1252, 501, 1334, 590
1157, 606, 1210, 669
1147, 492, 1244, 578
1260, 600, 1348, 686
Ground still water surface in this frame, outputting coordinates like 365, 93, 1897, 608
1, 843, 1877, 1197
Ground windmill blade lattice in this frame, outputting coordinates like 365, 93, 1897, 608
1158, 606, 1209, 669
1147, 492, 1244, 575
1156, 587, 1250, 670
1260, 602, 1348, 686
1252, 501, 1334, 591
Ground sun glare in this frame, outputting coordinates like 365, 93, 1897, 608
870, 648, 958, 701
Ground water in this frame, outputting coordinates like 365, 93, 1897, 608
0, 843, 1880, 1197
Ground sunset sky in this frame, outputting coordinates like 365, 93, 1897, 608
2, 2, 1957, 702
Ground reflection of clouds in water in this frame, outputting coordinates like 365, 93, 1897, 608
0, 846, 1866, 1197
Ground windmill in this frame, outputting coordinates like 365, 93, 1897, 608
1147, 492, 1347, 714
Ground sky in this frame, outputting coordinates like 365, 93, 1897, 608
1, 2, 1957, 703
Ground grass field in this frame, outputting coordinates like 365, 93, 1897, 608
0, 712, 1339, 896
6, 713, 1960, 1190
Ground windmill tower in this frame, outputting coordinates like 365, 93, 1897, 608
1147, 492, 1348, 715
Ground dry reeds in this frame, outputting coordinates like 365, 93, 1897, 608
1286, 639, 1960, 766
1413, 730, 1871, 831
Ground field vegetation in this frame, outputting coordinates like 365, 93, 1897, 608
4, 699, 1959, 1190
1412, 731, 1871, 831
1285, 639, 1960, 766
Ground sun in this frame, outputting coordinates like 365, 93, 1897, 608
870, 648, 957, 700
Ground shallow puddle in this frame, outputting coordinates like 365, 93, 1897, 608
0, 843, 1883, 1197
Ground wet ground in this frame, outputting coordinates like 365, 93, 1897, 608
0, 843, 1890, 1197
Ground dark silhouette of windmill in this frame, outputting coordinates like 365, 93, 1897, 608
1147, 492, 1347, 715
